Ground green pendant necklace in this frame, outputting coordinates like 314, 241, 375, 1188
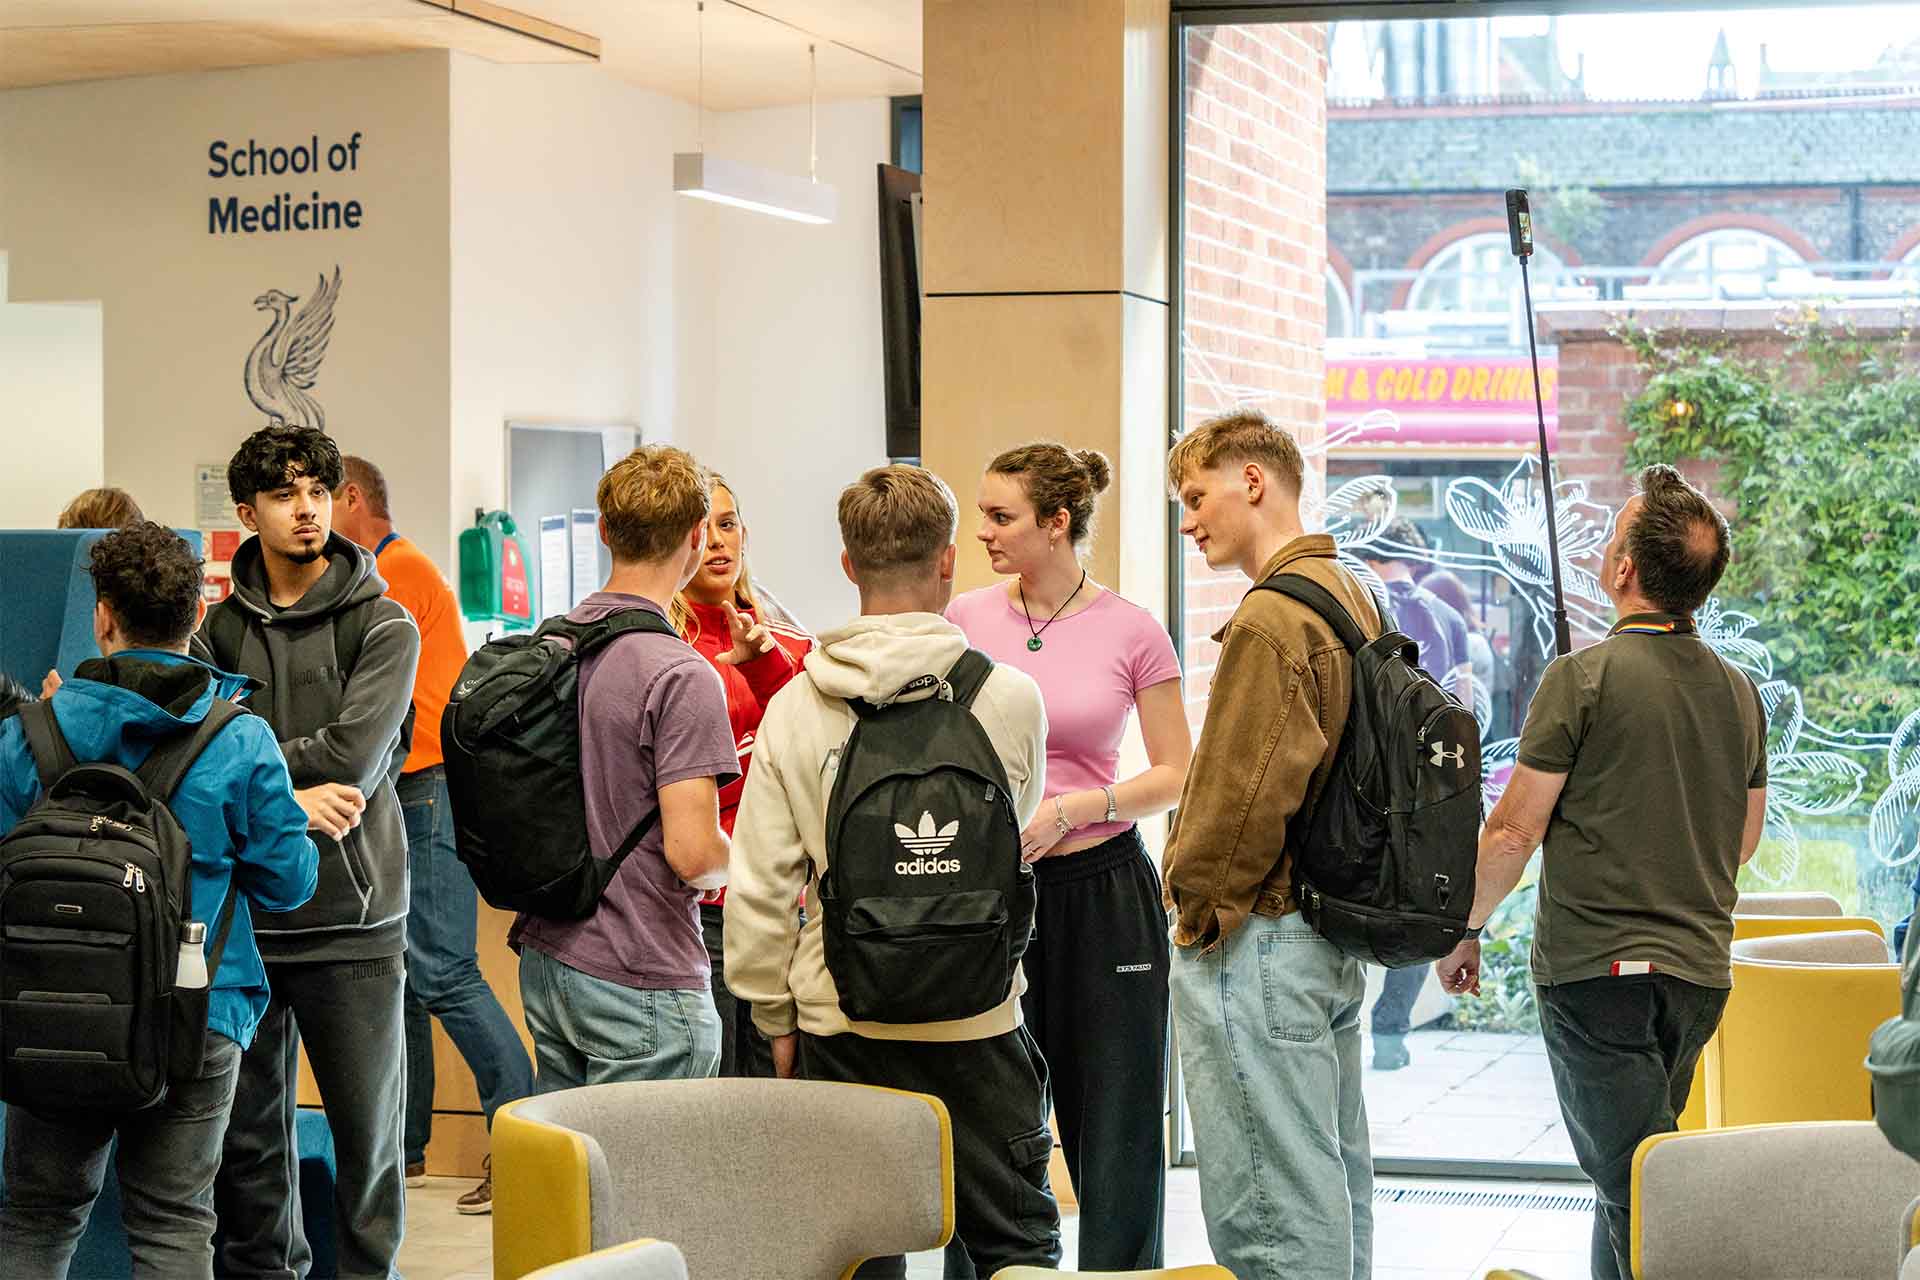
1020, 570, 1087, 652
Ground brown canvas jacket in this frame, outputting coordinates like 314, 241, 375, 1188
1162, 534, 1383, 950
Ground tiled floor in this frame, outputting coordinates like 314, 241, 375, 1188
1364, 1028, 1577, 1165
402, 1168, 1593, 1279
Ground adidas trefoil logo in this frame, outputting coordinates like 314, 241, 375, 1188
1429, 741, 1466, 769
894, 811, 961, 876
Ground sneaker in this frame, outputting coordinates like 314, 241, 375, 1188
456, 1158, 492, 1216
404, 1161, 426, 1188
1372, 1034, 1411, 1071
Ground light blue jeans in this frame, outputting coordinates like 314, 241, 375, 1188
518, 946, 721, 1091
1171, 911, 1373, 1280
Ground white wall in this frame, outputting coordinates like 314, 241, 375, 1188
0, 53, 455, 561
0, 257, 104, 526
684, 98, 893, 631
447, 57, 700, 567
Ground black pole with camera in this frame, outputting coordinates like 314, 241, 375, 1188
1507, 187, 1574, 659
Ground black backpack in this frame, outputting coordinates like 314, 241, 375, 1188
1253, 574, 1482, 967
819, 651, 1035, 1025
0, 700, 243, 1114
441, 610, 680, 920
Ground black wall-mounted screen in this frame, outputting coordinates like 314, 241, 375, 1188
877, 163, 922, 461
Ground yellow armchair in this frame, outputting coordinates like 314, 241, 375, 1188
1698, 929, 1898, 1128
1674, 913, 1885, 1131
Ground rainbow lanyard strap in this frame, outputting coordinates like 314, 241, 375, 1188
1612, 617, 1696, 637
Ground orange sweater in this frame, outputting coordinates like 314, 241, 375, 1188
374, 534, 467, 773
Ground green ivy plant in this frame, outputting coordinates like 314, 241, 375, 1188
1616, 308, 1920, 752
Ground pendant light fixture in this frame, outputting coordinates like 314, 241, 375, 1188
673, 1, 839, 225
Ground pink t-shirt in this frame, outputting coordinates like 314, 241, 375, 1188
946, 585, 1182, 844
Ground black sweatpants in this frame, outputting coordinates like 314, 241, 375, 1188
1537, 974, 1729, 1280
214, 954, 407, 1280
1023, 828, 1170, 1270
700, 902, 776, 1079
799, 1027, 1062, 1279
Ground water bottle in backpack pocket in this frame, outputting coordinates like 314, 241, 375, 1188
0, 701, 242, 1115
818, 652, 1036, 1025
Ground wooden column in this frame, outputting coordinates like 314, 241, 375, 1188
921, 0, 1171, 625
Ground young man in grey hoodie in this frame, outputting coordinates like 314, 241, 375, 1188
195, 426, 420, 1280
726, 464, 1060, 1277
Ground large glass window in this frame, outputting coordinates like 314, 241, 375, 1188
1648, 227, 1814, 298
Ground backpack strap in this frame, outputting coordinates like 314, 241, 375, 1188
604, 808, 661, 880
944, 650, 995, 710
19, 702, 78, 791
1252, 574, 1376, 654
551, 608, 681, 658
200, 884, 242, 989
135, 700, 248, 802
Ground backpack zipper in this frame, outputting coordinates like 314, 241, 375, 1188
121, 862, 146, 892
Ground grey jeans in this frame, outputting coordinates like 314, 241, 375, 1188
0, 1033, 243, 1280
1171, 910, 1373, 1280
518, 946, 721, 1090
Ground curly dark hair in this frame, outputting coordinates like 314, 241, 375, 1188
87, 522, 206, 648
226, 426, 343, 507
1627, 464, 1730, 616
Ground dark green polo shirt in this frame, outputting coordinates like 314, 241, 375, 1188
1519, 612, 1769, 989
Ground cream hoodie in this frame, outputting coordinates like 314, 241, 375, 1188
724, 611, 1048, 1042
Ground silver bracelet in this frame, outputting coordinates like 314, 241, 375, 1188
1053, 795, 1073, 838
1102, 784, 1118, 824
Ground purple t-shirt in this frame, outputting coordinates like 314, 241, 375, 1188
514, 593, 740, 990
1387, 580, 1467, 681
946, 585, 1182, 844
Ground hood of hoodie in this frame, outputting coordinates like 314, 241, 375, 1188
804, 612, 970, 705
53, 651, 227, 760
227, 532, 388, 623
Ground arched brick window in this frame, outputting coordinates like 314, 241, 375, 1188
1326, 267, 1355, 339
1654, 228, 1812, 296
1407, 231, 1566, 314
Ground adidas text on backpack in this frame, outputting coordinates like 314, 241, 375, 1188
0, 700, 244, 1115
1253, 574, 1483, 967
442, 609, 681, 920
819, 651, 1035, 1025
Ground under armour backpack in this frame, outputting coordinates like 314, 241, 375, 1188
819, 651, 1035, 1025
0, 700, 243, 1114
441, 610, 679, 920
1253, 574, 1482, 968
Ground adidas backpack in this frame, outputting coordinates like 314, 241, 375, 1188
442, 609, 679, 920
819, 651, 1035, 1025
1253, 574, 1483, 967
0, 699, 243, 1114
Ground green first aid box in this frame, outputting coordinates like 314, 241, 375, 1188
458, 511, 533, 629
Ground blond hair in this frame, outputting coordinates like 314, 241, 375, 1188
669, 475, 764, 641
596, 446, 711, 565
987, 442, 1112, 546
57, 487, 144, 530
838, 465, 958, 583
1166, 411, 1306, 495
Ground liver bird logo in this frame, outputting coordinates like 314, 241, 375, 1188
245, 266, 341, 431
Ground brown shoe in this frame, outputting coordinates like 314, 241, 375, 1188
456, 1157, 491, 1215
405, 1161, 426, 1188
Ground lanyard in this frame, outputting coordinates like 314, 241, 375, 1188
1611, 617, 1696, 637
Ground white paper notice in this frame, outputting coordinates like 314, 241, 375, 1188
539, 514, 569, 620
569, 509, 599, 608
196, 464, 240, 529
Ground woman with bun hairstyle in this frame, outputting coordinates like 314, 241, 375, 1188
673, 474, 812, 1077
947, 443, 1191, 1270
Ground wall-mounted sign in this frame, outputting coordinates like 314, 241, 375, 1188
1327, 356, 1559, 453
207, 132, 367, 236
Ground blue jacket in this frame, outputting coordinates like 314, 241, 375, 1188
0, 650, 318, 1049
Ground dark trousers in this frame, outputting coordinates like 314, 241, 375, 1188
1537, 975, 1729, 1280
700, 902, 776, 1079
215, 956, 407, 1280
1371, 965, 1424, 1037
0, 1035, 242, 1279
799, 1027, 1061, 1279
1023, 829, 1169, 1270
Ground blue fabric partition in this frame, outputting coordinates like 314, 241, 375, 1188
0, 530, 204, 689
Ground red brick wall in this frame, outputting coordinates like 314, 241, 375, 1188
1179, 22, 1330, 730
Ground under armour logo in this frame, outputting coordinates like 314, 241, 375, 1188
1430, 742, 1466, 768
